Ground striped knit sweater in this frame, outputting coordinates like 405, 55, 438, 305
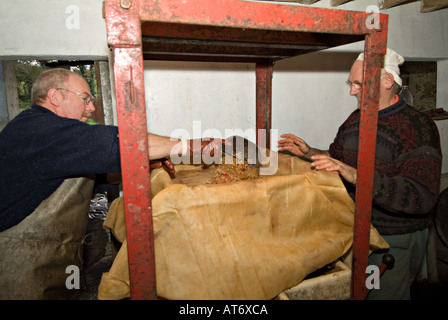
329, 96, 442, 235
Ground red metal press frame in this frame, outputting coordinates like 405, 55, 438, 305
104, 0, 388, 300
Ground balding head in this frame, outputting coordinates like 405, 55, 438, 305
31, 68, 86, 105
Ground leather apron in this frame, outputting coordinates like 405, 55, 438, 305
0, 176, 94, 299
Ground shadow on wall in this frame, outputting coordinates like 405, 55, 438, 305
273, 51, 360, 73
143, 51, 361, 73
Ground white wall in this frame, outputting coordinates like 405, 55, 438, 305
0, 0, 447, 172
142, 1, 448, 174
0, 0, 108, 60
143, 52, 359, 152
144, 62, 256, 139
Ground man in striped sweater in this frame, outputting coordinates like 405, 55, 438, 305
278, 49, 442, 299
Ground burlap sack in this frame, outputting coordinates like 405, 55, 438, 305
98, 152, 387, 300
0, 176, 94, 300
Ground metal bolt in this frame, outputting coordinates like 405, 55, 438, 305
120, 0, 132, 10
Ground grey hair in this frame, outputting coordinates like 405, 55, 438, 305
31, 68, 83, 105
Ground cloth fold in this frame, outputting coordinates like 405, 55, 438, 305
98, 152, 387, 300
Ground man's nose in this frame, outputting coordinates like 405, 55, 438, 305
349, 86, 360, 96
86, 100, 96, 112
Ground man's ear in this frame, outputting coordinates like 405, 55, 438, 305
47, 88, 62, 107
384, 72, 395, 90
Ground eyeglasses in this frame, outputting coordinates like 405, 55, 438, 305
346, 71, 388, 90
346, 80, 362, 90
56, 88, 94, 105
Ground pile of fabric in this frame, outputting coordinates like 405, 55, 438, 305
98, 151, 387, 300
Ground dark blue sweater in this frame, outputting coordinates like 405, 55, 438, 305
0, 105, 121, 231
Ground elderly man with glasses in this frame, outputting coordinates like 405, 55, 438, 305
277, 49, 442, 300
0, 68, 224, 299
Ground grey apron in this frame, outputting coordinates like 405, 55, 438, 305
0, 176, 94, 299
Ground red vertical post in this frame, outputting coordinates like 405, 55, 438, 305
350, 33, 387, 299
105, 0, 157, 300
255, 62, 273, 150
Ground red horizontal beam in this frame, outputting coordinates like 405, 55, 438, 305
140, 0, 387, 37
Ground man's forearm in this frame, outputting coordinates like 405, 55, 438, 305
147, 133, 181, 160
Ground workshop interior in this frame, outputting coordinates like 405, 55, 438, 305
0, 0, 447, 302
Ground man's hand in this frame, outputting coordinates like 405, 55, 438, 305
150, 158, 176, 178
310, 155, 357, 185
277, 134, 312, 159
278, 133, 329, 161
